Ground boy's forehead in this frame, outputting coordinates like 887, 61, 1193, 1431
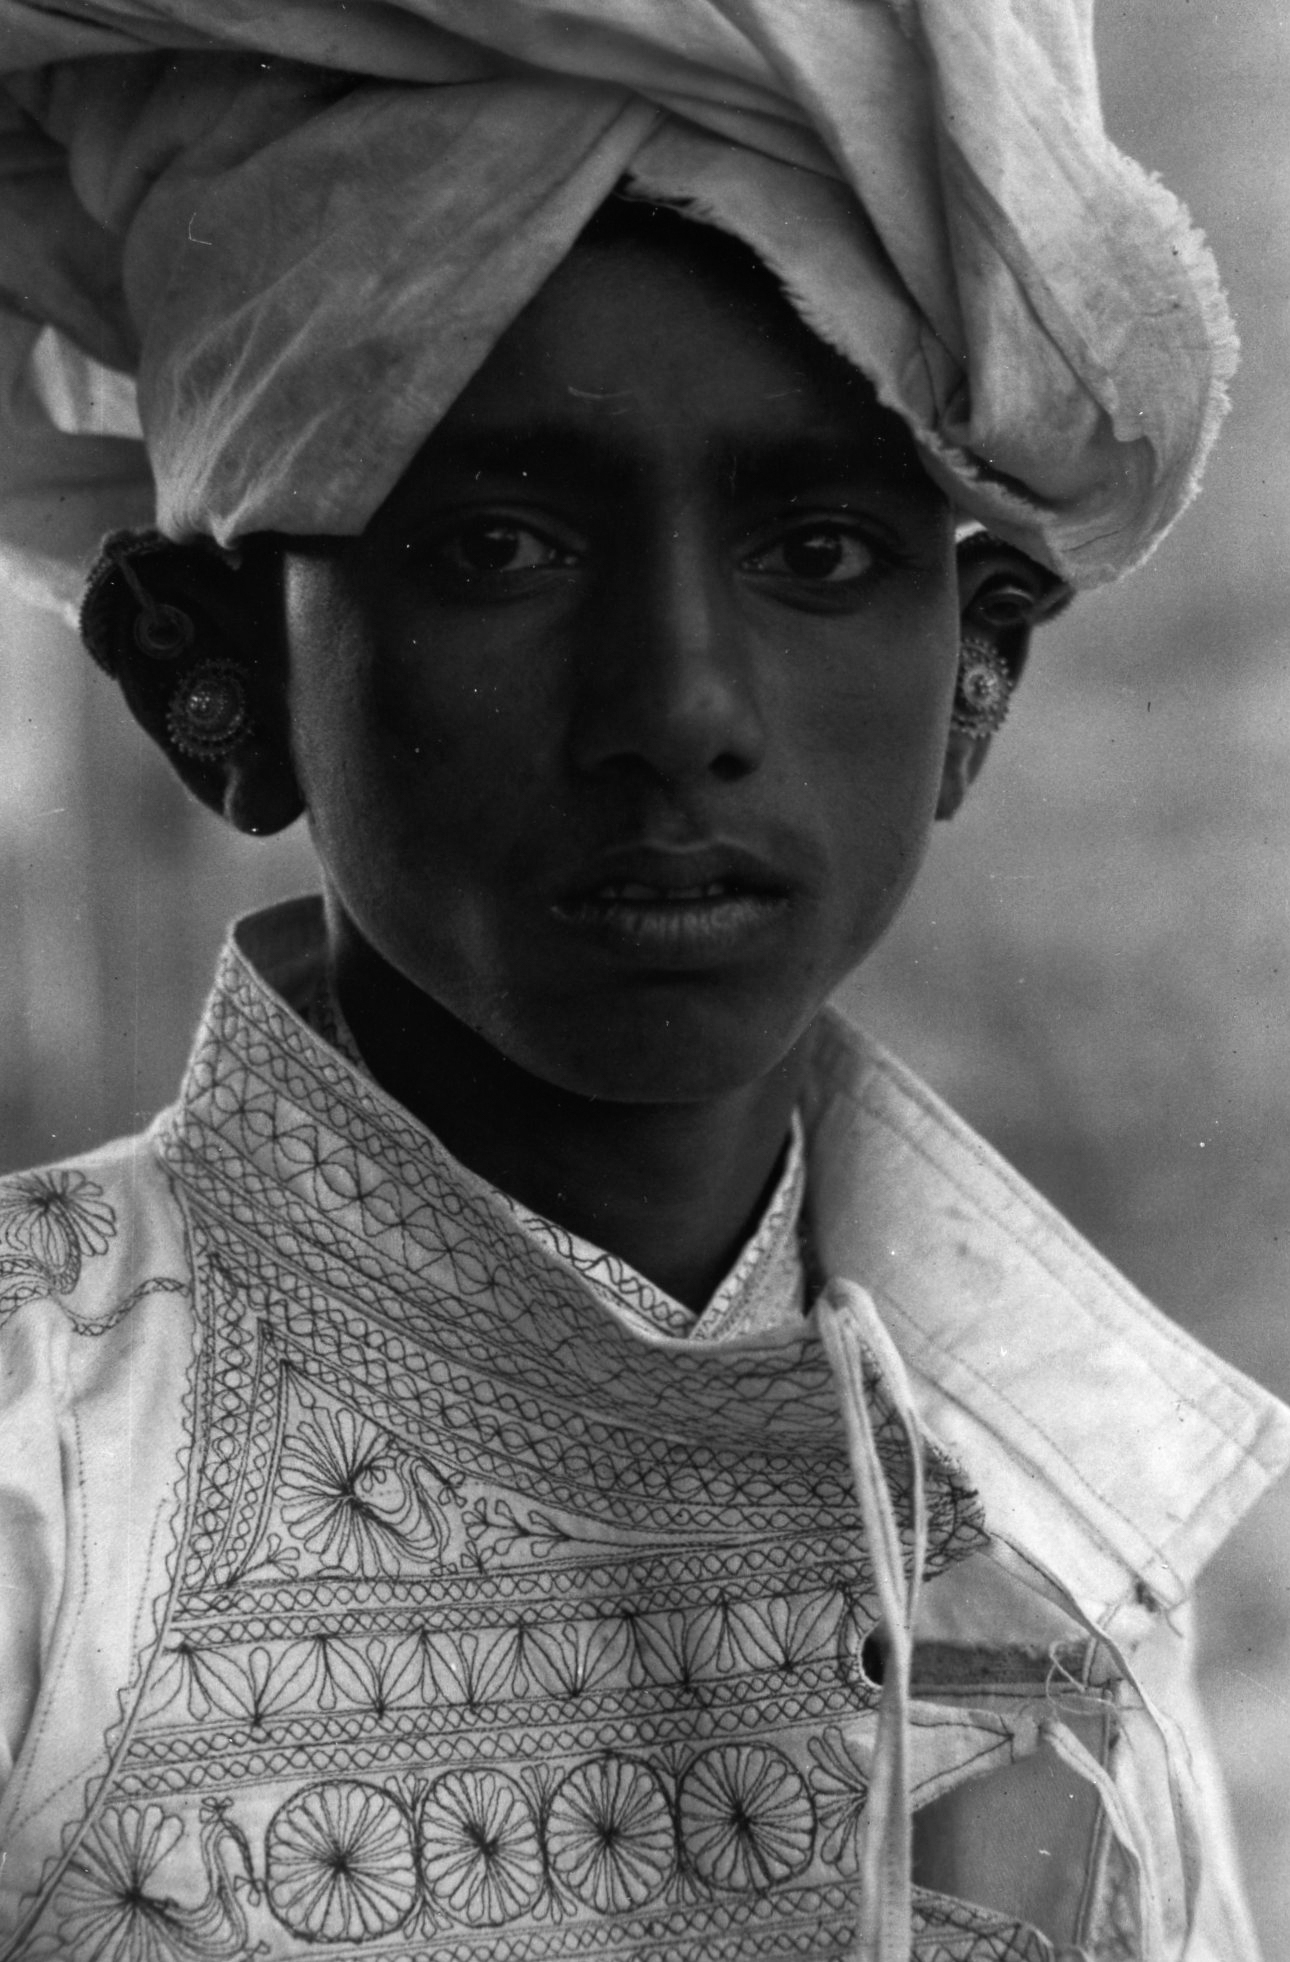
382, 234, 941, 514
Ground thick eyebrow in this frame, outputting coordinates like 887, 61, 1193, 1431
718, 433, 937, 505
403, 419, 940, 513
411, 427, 620, 487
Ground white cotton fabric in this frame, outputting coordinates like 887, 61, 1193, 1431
0, 0, 1237, 621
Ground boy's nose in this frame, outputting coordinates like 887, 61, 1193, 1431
569, 525, 766, 788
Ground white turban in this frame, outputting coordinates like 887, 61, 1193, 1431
0, 0, 1237, 621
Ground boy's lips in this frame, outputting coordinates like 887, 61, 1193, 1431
549, 844, 798, 961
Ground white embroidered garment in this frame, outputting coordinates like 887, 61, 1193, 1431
0, 898, 1287, 1960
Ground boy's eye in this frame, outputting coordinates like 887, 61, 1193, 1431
422, 518, 577, 584
745, 524, 877, 586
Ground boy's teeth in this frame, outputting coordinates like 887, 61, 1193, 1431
604, 881, 729, 901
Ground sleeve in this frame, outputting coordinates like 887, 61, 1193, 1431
0, 1298, 72, 1791
0, 1138, 196, 1835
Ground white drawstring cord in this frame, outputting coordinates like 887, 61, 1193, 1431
819, 1279, 927, 1962
820, 1285, 1203, 1961
991, 1535, 1204, 1959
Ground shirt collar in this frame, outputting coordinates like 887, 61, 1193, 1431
162, 898, 990, 1578
802, 1007, 1290, 1627
295, 957, 810, 1344
209, 896, 1290, 1629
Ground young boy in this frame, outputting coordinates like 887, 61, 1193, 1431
1, 5, 1286, 1958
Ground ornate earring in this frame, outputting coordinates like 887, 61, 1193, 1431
165, 661, 252, 761
132, 598, 194, 660
950, 635, 1012, 740
79, 529, 196, 674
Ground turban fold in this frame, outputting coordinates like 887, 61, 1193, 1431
0, 0, 1237, 621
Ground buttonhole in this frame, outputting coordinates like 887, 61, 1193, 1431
859, 1628, 887, 1687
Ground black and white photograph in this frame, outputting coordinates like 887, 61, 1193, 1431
1, 4, 1287, 1956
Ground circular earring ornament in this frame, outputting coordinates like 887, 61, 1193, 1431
133, 600, 194, 660
950, 635, 1012, 740
79, 528, 189, 676
166, 661, 252, 761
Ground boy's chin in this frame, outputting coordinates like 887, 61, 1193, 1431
510, 1007, 815, 1107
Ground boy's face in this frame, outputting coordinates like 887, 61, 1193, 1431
283, 231, 960, 1102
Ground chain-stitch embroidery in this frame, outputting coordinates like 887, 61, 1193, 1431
46, 1798, 263, 1960
301, 968, 808, 1346
0, 1166, 187, 1335
0, 1169, 117, 1310
41, 1788, 1057, 1959
7, 939, 1066, 1961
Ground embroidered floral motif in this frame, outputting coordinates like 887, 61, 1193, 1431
626, 1604, 727, 1692
11, 925, 1004, 1962
419, 1625, 523, 1709
58, 1805, 184, 1962
462, 1493, 589, 1567
808, 1726, 871, 1872
266, 1782, 417, 1942
678, 1744, 815, 1891
324, 1633, 425, 1718
418, 1770, 543, 1925
278, 1407, 451, 1574
56, 1800, 260, 1961
725, 1590, 841, 1676
0, 1169, 116, 1306
176, 1640, 318, 1730
546, 1756, 675, 1912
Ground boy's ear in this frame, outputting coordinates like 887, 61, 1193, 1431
79, 530, 304, 836
937, 534, 1074, 822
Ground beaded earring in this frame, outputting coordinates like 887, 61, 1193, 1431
132, 598, 194, 660
950, 635, 1012, 741
80, 530, 255, 764
79, 529, 195, 670
165, 662, 252, 761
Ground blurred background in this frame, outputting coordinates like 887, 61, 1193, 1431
2, 0, 1288, 1938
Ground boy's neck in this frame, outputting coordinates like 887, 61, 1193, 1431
329, 929, 811, 1313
